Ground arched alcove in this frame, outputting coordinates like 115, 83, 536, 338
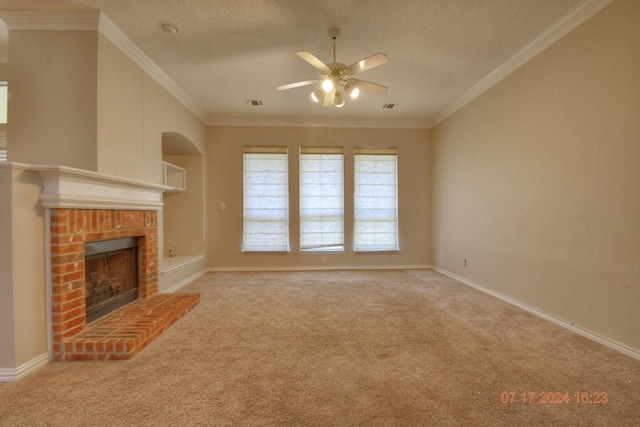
160, 132, 206, 291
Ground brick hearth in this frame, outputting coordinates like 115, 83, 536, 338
49, 208, 198, 360
62, 292, 200, 360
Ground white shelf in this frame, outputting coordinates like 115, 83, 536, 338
162, 161, 186, 191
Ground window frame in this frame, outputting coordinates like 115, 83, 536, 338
299, 146, 345, 252
353, 147, 400, 252
242, 146, 290, 253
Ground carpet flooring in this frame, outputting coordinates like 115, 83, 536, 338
1, 269, 638, 426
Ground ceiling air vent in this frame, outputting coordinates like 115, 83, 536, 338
247, 100, 263, 106
383, 103, 397, 109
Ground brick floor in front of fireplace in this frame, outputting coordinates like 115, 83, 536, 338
61, 292, 200, 360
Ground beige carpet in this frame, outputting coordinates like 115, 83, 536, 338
1, 269, 638, 426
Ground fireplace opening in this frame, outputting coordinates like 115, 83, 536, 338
84, 237, 139, 323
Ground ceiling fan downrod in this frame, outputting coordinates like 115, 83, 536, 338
329, 28, 341, 64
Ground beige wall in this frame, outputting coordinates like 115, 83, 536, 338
163, 154, 205, 257
432, 0, 640, 352
97, 35, 207, 184
0, 167, 16, 368
3, 28, 206, 183
7, 30, 98, 169
1, 25, 208, 375
0, 165, 46, 369
207, 126, 431, 269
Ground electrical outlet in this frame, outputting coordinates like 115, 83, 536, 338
464, 259, 467, 267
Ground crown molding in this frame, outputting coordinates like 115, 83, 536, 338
0, 10, 208, 125
0, 10, 100, 31
208, 116, 432, 129
97, 14, 208, 124
432, 0, 615, 127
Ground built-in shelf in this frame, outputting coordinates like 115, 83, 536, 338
163, 161, 186, 192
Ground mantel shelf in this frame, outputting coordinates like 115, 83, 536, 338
30, 164, 172, 209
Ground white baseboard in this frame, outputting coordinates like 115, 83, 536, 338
163, 268, 208, 293
161, 255, 206, 277
434, 267, 640, 361
208, 264, 433, 272
0, 352, 50, 382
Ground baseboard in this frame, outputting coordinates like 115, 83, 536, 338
163, 268, 208, 293
434, 267, 640, 361
0, 352, 50, 382
161, 255, 206, 277
208, 264, 433, 272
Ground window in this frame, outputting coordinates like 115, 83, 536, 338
242, 147, 289, 252
354, 147, 399, 251
0, 82, 6, 162
0, 82, 6, 124
299, 147, 344, 251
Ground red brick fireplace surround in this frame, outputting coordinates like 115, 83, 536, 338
36, 166, 199, 361
50, 208, 159, 359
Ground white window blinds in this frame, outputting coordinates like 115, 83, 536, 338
0, 82, 7, 124
299, 147, 344, 251
354, 147, 399, 252
243, 147, 289, 252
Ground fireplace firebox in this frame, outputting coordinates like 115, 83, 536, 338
84, 237, 139, 323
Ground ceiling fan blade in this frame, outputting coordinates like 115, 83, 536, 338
351, 79, 388, 94
344, 53, 388, 75
296, 51, 330, 72
323, 91, 335, 107
276, 80, 320, 91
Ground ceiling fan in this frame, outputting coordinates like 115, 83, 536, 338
277, 28, 388, 108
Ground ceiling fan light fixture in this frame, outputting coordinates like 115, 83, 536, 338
321, 78, 334, 93
277, 28, 388, 109
310, 89, 323, 103
345, 81, 360, 99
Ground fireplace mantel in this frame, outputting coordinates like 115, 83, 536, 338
31, 165, 171, 210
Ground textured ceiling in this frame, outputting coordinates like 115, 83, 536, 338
0, 0, 599, 127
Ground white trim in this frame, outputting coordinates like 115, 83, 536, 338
161, 255, 206, 276
209, 117, 431, 129
434, 267, 640, 361
162, 268, 208, 293
97, 14, 208, 123
0, 10, 208, 125
209, 264, 432, 272
0, 1, 614, 131
432, 0, 615, 126
0, 161, 31, 171
30, 164, 170, 210
0, 10, 100, 31
44, 209, 53, 357
0, 353, 50, 383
